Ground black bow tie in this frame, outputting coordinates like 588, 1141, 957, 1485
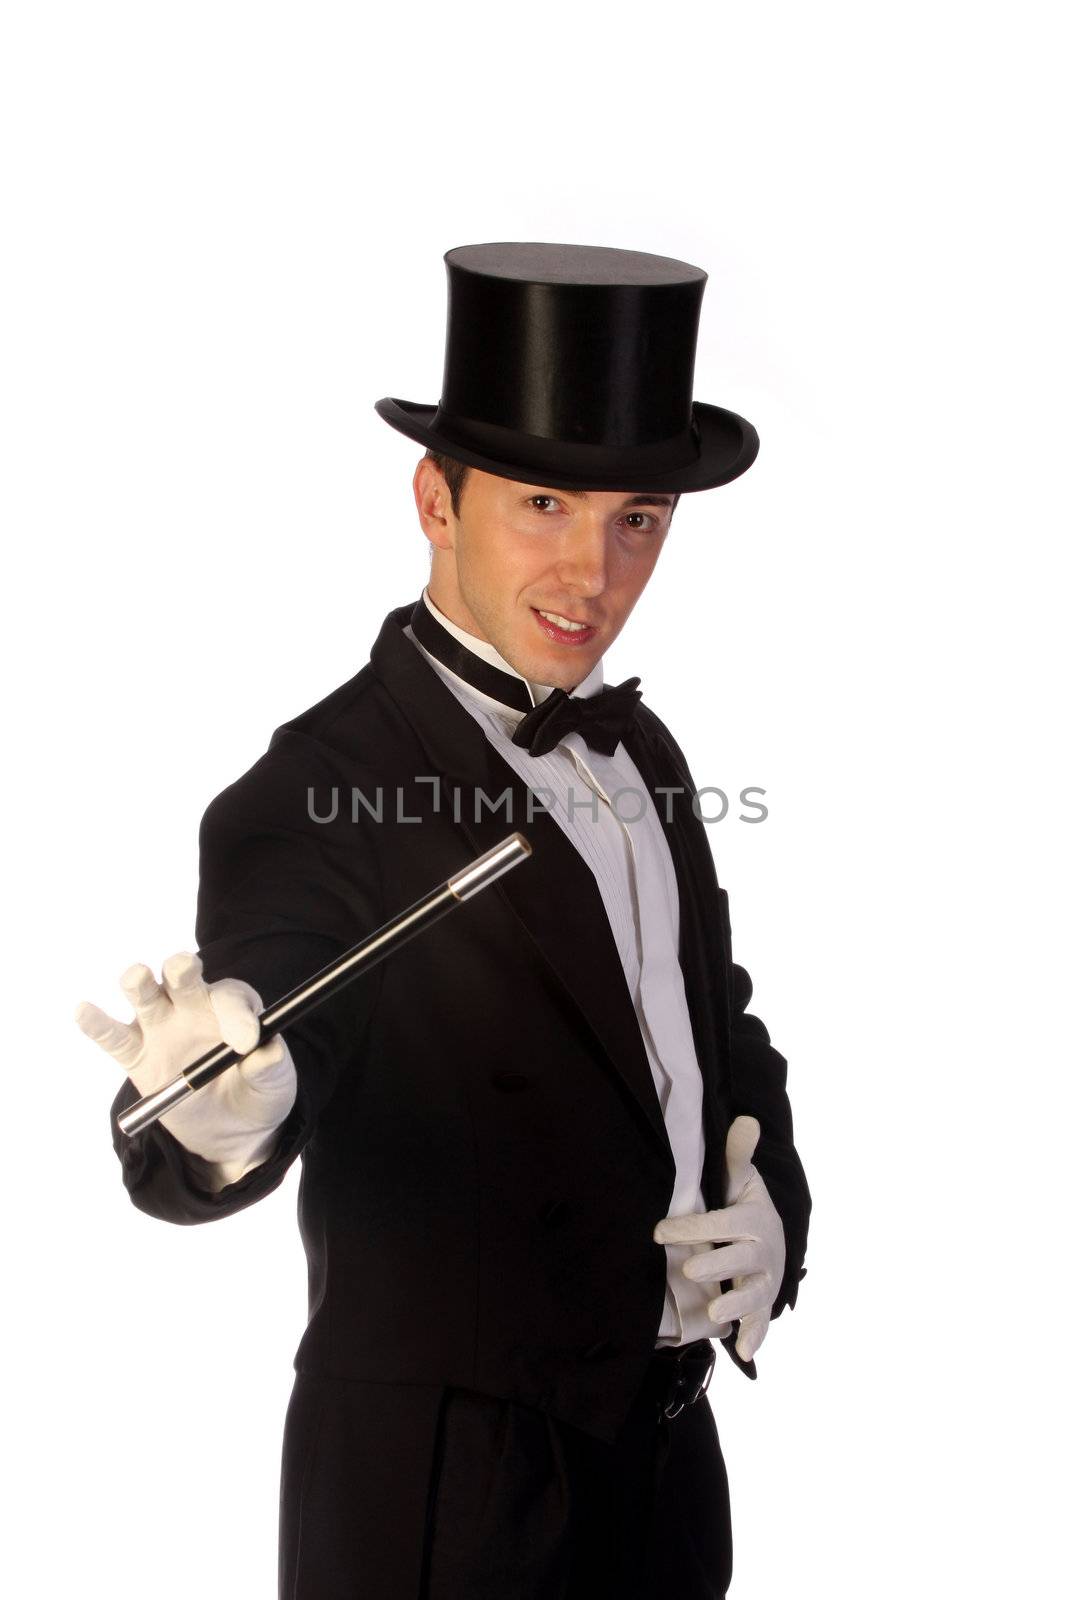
408, 595, 643, 758
510, 677, 643, 757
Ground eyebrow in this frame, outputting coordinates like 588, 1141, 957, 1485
535, 488, 676, 508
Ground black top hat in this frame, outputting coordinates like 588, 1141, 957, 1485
374, 242, 759, 494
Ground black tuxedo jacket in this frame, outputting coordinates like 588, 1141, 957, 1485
110, 599, 811, 1444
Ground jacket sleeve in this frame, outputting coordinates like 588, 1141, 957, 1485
720, 890, 812, 1321
642, 708, 812, 1370
109, 732, 383, 1225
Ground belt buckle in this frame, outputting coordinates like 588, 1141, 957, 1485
661, 1380, 688, 1422
660, 1344, 715, 1422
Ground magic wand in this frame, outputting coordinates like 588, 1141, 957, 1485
117, 831, 532, 1139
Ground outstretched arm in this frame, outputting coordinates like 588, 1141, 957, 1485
106, 733, 383, 1225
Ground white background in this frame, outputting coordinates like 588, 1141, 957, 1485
3, 2, 1063, 1594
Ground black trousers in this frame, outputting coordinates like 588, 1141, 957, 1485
279, 1345, 732, 1599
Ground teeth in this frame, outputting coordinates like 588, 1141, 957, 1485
538, 609, 589, 633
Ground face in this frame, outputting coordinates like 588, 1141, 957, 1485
414, 460, 676, 689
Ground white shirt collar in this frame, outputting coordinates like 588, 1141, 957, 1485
419, 585, 605, 718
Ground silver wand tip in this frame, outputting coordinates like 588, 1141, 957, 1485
448, 832, 532, 900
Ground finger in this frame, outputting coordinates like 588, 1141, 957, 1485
654, 1202, 763, 1247
74, 1000, 142, 1068
682, 1241, 761, 1285
709, 1272, 773, 1325
724, 1114, 761, 1202
654, 1212, 716, 1246
161, 951, 208, 1009
119, 962, 171, 1031
735, 1309, 771, 1362
238, 1036, 291, 1089
208, 980, 262, 1056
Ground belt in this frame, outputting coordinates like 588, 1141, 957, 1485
647, 1338, 716, 1423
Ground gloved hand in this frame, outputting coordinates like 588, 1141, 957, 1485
653, 1115, 787, 1361
76, 950, 297, 1186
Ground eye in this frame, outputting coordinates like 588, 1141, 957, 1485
524, 497, 661, 532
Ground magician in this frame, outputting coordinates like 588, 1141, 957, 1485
78, 241, 813, 1599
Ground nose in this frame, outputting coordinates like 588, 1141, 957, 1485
554, 519, 609, 598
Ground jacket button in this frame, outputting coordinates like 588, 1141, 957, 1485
491, 1070, 530, 1092
539, 1198, 573, 1227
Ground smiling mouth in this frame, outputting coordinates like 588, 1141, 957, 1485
533, 607, 598, 632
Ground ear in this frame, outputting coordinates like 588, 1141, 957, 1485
413, 456, 455, 549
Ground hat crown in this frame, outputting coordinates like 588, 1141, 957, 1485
373, 239, 759, 494
444, 241, 706, 288
437, 242, 707, 449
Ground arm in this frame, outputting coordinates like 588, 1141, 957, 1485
655, 944, 811, 1376
643, 709, 811, 1364
110, 732, 383, 1224
721, 894, 811, 1319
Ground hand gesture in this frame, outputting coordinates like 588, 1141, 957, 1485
76, 951, 297, 1180
653, 1115, 786, 1360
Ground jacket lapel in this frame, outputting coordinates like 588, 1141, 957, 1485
371, 602, 676, 1169
619, 716, 733, 1191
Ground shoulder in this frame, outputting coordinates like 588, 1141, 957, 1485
633, 697, 697, 787
199, 662, 387, 839
270, 661, 382, 753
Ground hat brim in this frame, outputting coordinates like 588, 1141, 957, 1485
373, 396, 758, 494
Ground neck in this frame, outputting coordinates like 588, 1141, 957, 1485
422, 586, 565, 704
409, 587, 606, 712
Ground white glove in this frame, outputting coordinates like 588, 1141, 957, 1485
77, 950, 297, 1190
653, 1114, 787, 1361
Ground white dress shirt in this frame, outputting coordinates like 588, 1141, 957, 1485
187, 587, 719, 1346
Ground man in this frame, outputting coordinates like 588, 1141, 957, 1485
79, 242, 811, 1598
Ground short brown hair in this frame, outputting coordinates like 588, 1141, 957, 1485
422, 450, 680, 518
423, 451, 473, 516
